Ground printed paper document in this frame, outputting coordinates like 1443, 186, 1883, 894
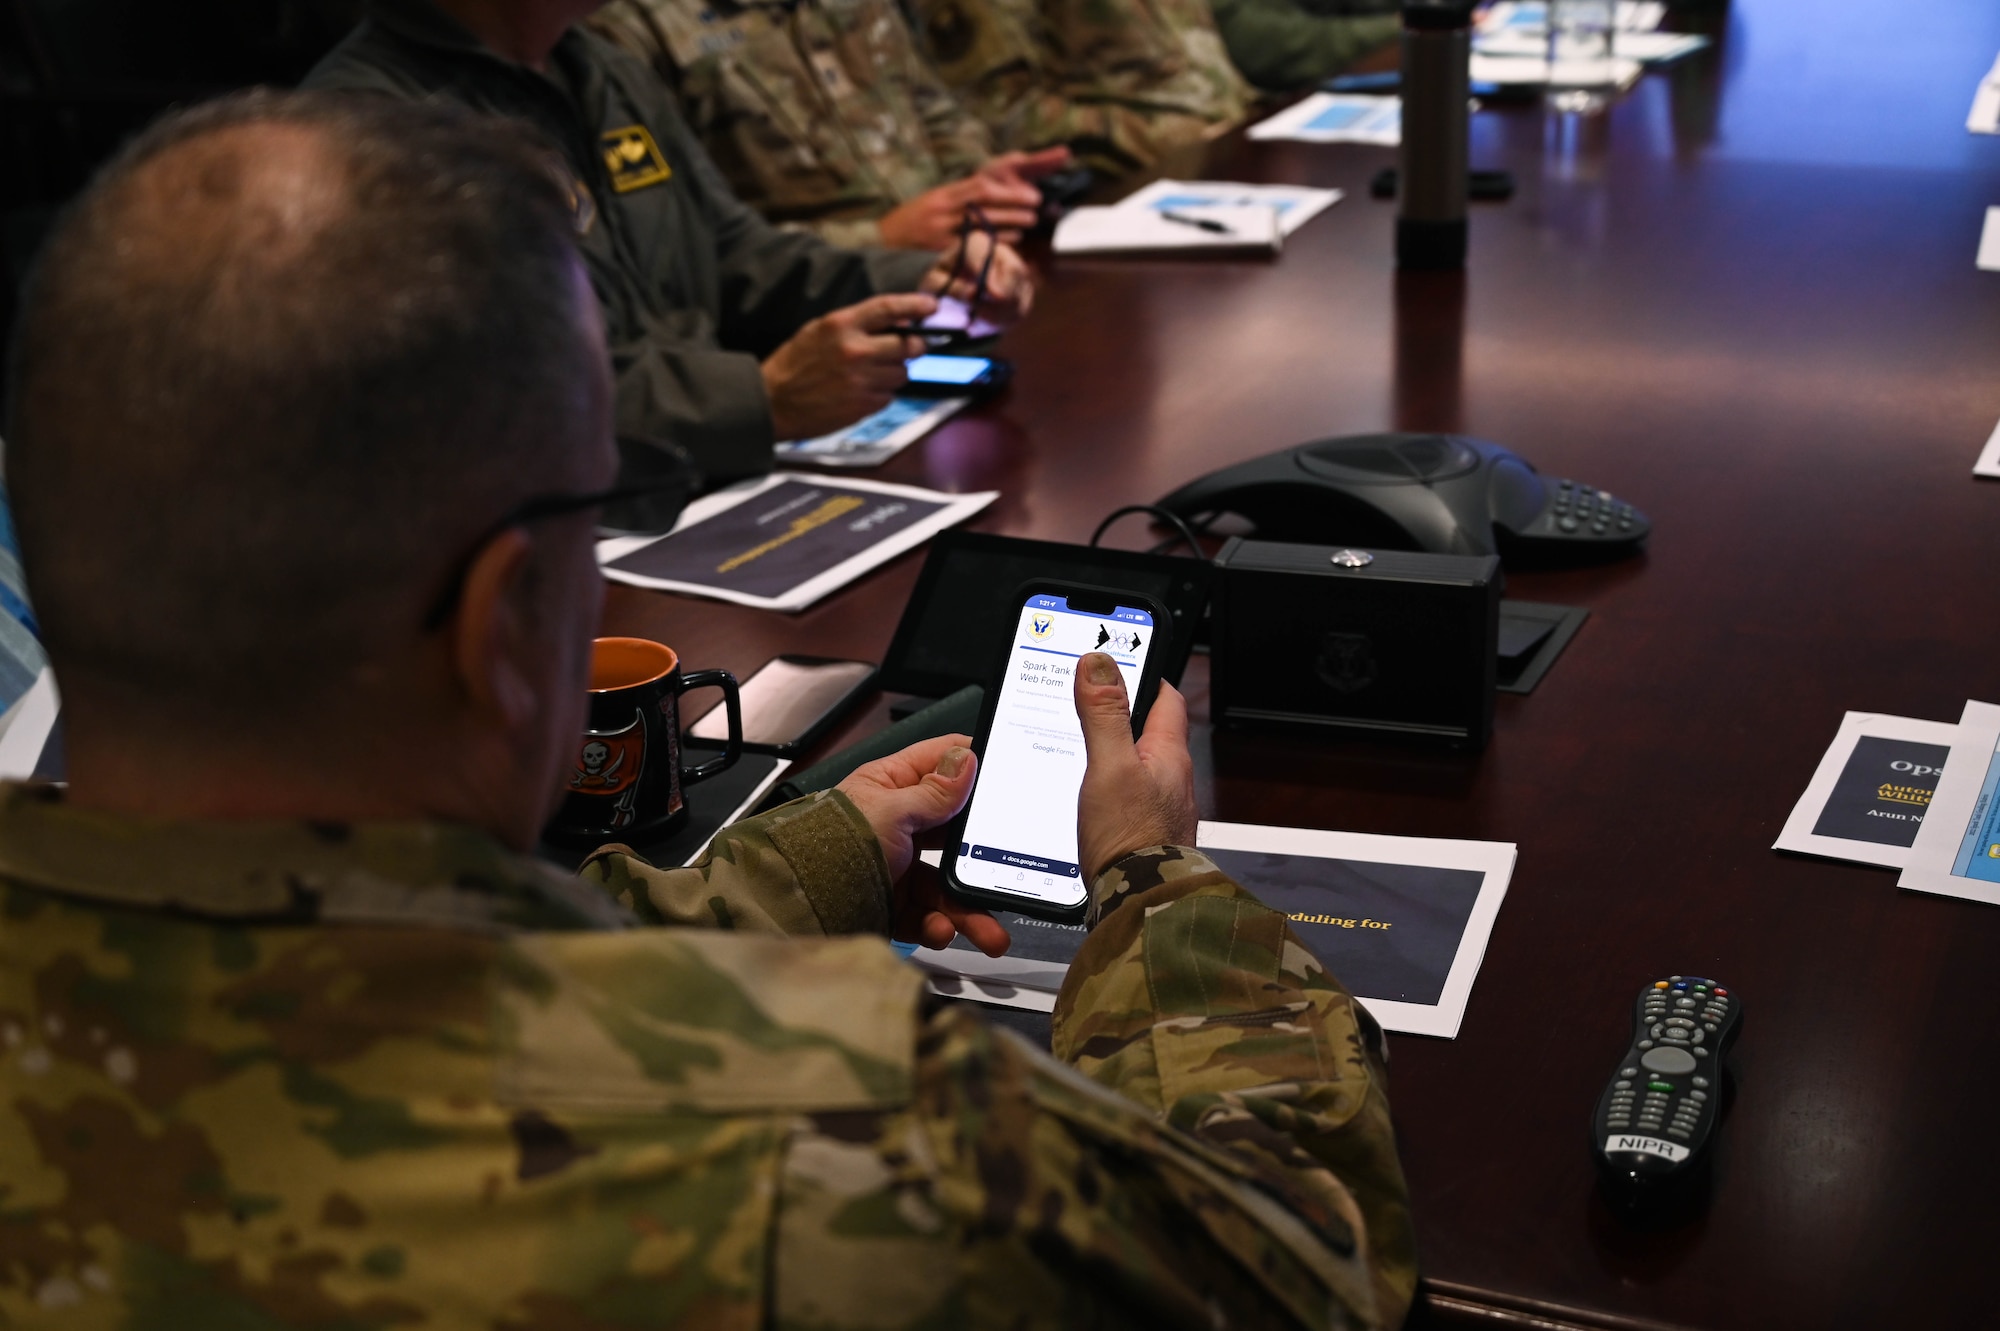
1118, 179, 1343, 236
1053, 203, 1283, 255
1899, 701, 2000, 906
1774, 712, 1959, 869
1976, 417, 2000, 479
1475, 29, 1706, 63
597, 474, 994, 612
913, 822, 1515, 1038
1479, 1, 1663, 33
776, 396, 968, 468
1469, 52, 1644, 90
1249, 94, 1401, 145
1970, 52, 2000, 134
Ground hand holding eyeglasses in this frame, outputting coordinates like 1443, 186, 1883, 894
919, 229, 1033, 326
897, 206, 1035, 354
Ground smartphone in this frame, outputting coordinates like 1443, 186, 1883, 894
903, 354, 1012, 398
923, 296, 1003, 342
943, 582, 1168, 921
687, 655, 876, 757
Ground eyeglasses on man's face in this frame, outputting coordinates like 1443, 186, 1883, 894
420, 470, 691, 632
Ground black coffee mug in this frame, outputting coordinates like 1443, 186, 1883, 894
546, 637, 741, 846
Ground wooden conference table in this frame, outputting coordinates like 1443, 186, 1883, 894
605, 2, 2000, 1326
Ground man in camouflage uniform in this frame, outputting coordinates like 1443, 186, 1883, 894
0, 88, 1416, 1329
590, 0, 1073, 250
904, 0, 1257, 175
1210, 0, 1399, 92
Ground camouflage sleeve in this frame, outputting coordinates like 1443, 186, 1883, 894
578, 789, 893, 937
907, 10, 1166, 176
897, 31, 994, 178
907, 0, 1250, 174
1049, 845, 1418, 1328
1207, 0, 1399, 92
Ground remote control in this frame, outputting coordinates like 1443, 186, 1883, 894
1593, 975, 1741, 1199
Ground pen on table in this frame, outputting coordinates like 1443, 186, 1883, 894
1159, 209, 1234, 235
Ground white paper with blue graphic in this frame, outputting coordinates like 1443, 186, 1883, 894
1899, 701, 2000, 905
1249, 94, 1402, 145
1116, 179, 1344, 237
776, 396, 970, 468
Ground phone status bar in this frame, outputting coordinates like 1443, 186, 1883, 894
1026, 594, 1153, 625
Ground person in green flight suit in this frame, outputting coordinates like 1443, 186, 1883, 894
0, 89, 1416, 1327
1210, 0, 1401, 92
590, 0, 1074, 250
307, 0, 1035, 504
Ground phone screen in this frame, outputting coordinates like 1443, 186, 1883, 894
955, 592, 1156, 910
923, 296, 1002, 341
906, 354, 993, 385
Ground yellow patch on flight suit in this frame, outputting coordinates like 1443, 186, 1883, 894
600, 125, 673, 193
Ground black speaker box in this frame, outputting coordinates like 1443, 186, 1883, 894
1211, 539, 1500, 747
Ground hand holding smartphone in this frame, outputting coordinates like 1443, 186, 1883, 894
942, 582, 1169, 920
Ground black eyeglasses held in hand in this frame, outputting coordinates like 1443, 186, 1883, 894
892, 204, 1000, 353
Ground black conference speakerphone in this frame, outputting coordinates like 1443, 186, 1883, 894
1157, 434, 1650, 566
1593, 976, 1741, 1203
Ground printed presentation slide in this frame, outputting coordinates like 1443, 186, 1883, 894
1117, 179, 1344, 236
597, 475, 995, 611
1774, 712, 1959, 869
1900, 701, 2000, 905
777, 396, 969, 469
912, 822, 1516, 1038
1249, 94, 1401, 145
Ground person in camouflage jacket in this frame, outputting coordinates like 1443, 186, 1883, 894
903, 0, 1256, 175
590, 0, 1073, 250
0, 85, 1414, 1328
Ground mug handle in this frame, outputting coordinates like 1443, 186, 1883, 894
678, 669, 741, 785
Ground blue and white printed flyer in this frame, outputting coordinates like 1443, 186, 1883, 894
1899, 701, 2000, 905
